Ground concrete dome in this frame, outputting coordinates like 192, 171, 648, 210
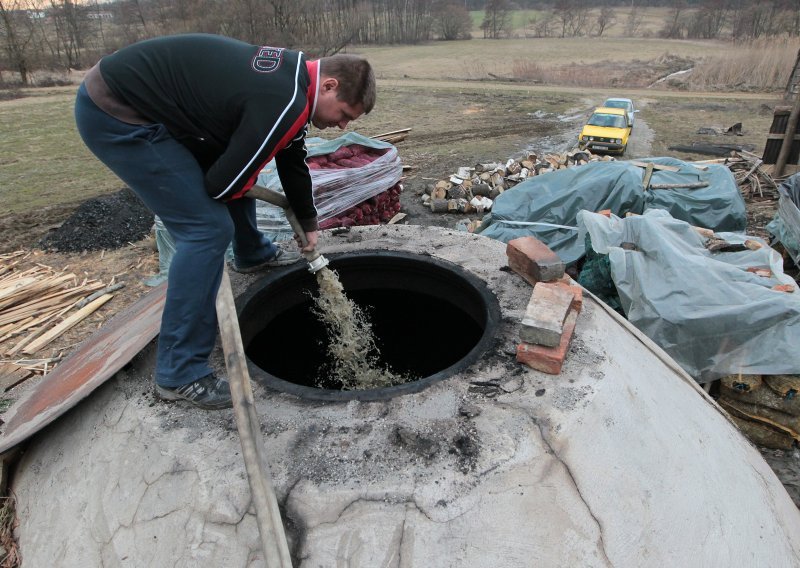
13, 225, 800, 567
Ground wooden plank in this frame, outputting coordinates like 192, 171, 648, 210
628, 160, 681, 172
0, 283, 166, 455
22, 294, 114, 355
642, 162, 655, 190
0, 363, 32, 392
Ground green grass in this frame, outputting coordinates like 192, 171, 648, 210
469, 9, 547, 32
0, 91, 120, 214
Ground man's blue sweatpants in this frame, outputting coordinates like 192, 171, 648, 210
74, 83, 276, 387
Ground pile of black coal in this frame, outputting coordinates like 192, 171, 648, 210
39, 188, 153, 252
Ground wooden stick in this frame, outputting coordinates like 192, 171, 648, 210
370, 127, 411, 139
75, 282, 126, 309
215, 270, 293, 568
641, 162, 655, 190
629, 160, 681, 172
649, 182, 710, 190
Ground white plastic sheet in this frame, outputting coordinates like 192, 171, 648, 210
580, 209, 800, 382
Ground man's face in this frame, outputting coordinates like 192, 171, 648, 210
312, 77, 364, 130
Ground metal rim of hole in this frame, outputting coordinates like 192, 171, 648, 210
237, 250, 501, 401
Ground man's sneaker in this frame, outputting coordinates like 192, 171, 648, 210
155, 374, 233, 409
233, 248, 302, 273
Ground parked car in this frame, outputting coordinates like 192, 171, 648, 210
601, 97, 637, 129
578, 107, 630, 155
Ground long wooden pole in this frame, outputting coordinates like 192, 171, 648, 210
774, 90, 800, 178
215, 269, 293, 567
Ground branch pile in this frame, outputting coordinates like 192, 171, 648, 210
421, 149, 610, 214
0, 251, 123, 391
695, 150, 779, 202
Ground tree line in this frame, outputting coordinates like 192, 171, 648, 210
2, 0, 799, 87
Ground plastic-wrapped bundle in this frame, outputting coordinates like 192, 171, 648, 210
309, 143, 402, 221
257, 132, 403, 225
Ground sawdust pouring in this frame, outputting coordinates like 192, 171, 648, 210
312, 266, 408, 390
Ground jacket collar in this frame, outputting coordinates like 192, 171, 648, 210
306, 59, 319, 124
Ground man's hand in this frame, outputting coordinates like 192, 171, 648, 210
298, 230, 319, 252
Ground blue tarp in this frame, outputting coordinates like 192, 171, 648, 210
476, 157, 746, 264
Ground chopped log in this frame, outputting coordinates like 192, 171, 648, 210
472, 183, 491, 197
430, 186, 447, 200
429, 199, 450, 213
447, 185, 467, 200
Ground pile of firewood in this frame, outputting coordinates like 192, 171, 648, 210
0, 251, 123, 389
694, 150, 779, 202
421, 149, 610, 214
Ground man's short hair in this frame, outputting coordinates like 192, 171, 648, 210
319, 54, 375, 114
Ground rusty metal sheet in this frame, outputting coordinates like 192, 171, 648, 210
0, 283, 166, 455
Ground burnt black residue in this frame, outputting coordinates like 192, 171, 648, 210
449, 431, 479, 473
391, 424, 481, 473
40, 187, 152, 252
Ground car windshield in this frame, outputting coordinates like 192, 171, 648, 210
604, 100, 631, 111
588, 113, 627, 128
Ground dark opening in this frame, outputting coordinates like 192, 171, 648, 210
238, 251, 501, 401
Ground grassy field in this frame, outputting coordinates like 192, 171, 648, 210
0, 91, 118, 214
354, 36, 731, 81
0, 35, 785, 222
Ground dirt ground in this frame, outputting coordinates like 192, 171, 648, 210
1, 89, 798, 509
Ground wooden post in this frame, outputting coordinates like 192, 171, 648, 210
215, 269, 293, 567
775, 90, 800, 178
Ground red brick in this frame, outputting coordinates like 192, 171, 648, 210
516, 310, 579, 375
506, 237, 565, 286
552, 275, 583, 313
520, 283, 574, 347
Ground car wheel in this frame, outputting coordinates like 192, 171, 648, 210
620, 145, 627, 156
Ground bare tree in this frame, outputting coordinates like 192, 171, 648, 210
0, 0, 37, 85
530, 12, 555, 38
48, 0, 91, 69
686, 0, 728, 39
660, 0, 687, 38
595, 6, 616, 37
482, 0, 510, 39
433, 1, 472, 40
624, 4, 643, 36
553, 0, 589, 37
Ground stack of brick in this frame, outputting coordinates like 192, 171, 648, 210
507, 237, 583, 375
